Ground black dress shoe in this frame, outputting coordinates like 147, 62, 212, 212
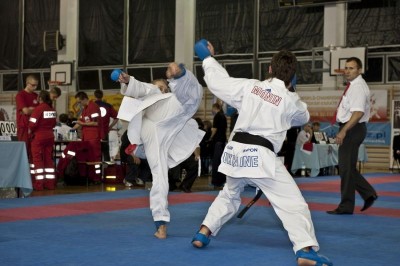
326, 209, 353, 215
179, 184, 192, 193
360, 195, 378, 212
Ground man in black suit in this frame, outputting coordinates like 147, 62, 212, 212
392, 134, 400, 170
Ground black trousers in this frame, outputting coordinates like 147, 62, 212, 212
211, 141, 226, 187
125, 157, 152, 183
168, 154, 198, 190
338, 122, 376, 212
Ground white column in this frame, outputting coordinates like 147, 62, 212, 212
56, 0, 78, 113
175, 0, 196, 71
58, 0, 78, 87
322, 3, 347, 90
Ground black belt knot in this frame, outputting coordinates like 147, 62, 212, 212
232, 132, 274, 153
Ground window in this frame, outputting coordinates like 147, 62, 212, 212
225, 63, 253, 79
101, 69, 121, 90
364, 56, 383, 83
388, 56, 400, 83
77, 70, 100, 91
3, 74, 19, 92
127, 68, 152, 83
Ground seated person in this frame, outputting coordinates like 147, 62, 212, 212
53, 113, 73, 157
168, 147, 200, 193
296, 123, 313, 147
120, 130, 151, 186
54, 113, 72, 140
310, 122, 320, 143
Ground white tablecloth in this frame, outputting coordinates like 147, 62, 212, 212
291, 143, 367, 177
0, 141, 32, 196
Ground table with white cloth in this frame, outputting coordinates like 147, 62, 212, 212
291, 143, 367, 177
0, 141, 32, 196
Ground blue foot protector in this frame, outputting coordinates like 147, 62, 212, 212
295, 249, 333, 266
154, 220, 166, 230
191, 231, 210, 248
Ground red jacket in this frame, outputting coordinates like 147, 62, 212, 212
28, 102, 57, 140
16, 90, 38, 129
80, 100, 103, 140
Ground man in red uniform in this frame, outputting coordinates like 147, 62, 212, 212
72, 91, 103, 183
15, 75, 39, 155
94, 89, 118, 162
29, 90, 57, 190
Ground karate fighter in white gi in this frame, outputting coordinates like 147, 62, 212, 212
191, 39, 332, 266
117, 63, 204, 239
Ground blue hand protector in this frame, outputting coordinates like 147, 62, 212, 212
174, 63, 186, 79
194, 39, 211, 61
110, 69, 122, 82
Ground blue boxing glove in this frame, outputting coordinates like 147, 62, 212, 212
174, 63, 186, 79
194, 39, 211, 61
110, 69, 123, 82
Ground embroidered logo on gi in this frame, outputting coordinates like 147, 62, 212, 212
43, 111, 56, 118
222, 152, 259, 167
251, 86, 282, 106
243, 148, 258, 153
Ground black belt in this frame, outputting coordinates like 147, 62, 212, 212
232, 132, 274, 153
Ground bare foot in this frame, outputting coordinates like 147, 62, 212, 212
297, 257, 316, 265
154, 224, 167, 239
192, 236, 204, 248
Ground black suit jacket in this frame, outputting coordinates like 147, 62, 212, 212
393, 135, 400, 160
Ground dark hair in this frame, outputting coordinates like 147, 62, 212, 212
194, 117, 204, 129
75, 91, 89, 100
346, 57, 362, 69
59, 113, 68, 123
50, 86, 61, 97
312, 121, 320, 127
212, 103, 222, 110
269, 50, 297, 87
39, 90, 52, 106
94, 89, 103, 99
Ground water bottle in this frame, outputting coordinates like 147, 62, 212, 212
301, 162, 306, 177
72, 130, 77, 141
68, 129, 73, 140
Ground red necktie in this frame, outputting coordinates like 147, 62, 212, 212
331, 82, 350, 125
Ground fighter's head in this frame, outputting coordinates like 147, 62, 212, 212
152, 79, 170, 93
268, 50, 297, 88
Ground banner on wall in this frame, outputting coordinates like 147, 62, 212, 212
298, 89, 387, 123
0, 105, 16, 122
319, 122, 390, 146
68, 94, 123, 118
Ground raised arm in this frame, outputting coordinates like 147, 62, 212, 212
118, 72, 160, 98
